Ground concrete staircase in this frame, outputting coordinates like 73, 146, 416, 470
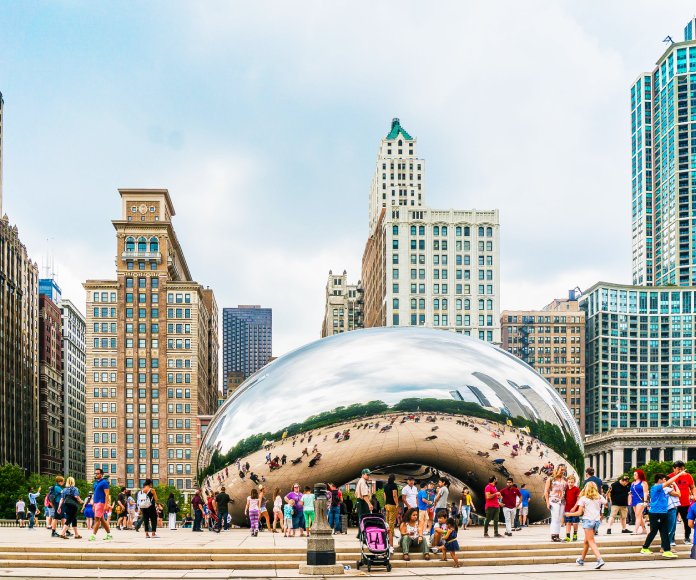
0, 538, 679, 571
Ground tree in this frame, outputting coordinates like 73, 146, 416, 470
0, 464, 27, 519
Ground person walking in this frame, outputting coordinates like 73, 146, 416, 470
137, 479, 159, 539
630, 469, 649, 535
500, 478, 521, 536
483, 476, 502, 538
246, 488, 261, 536
606, 475, 632, 534
167, 493, 178, 530
439, 516, 460, 567
191, 489, 204, 532
687, 501, 696, 560
89, 469, 112, 541
669, 461, 696, 544
565, 481, 606, 569
383, 474, 399, 552
639, 472, 681, 559
399, 508, 430, 561
272, 488, 284, 533
215, 486, 231, 532
57, 477, 83, 539
82, 492, 94, 530
544, 464, 567, 542
458, 487, 475, 530
48, 475, 66, 537
27, 487, 41, 529
258, 486, 271, 532
355, 469, 372, 539
583, 467, 602, 491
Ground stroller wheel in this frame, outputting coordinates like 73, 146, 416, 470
386, 563, 392, 572
356, 560, 361, 569
367, 564, 371, 572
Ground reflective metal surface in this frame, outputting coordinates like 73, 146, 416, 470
199, 327, 583, 522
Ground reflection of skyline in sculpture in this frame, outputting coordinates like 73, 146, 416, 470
199, 327, 583, 523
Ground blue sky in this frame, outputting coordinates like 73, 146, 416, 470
1, 1, 693, 355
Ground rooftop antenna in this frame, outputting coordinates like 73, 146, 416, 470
663, 35, 674, 45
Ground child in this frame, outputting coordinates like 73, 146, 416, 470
565, 481, 606, 570
687, 499, 696, 560
564, 475, 580, 542
302, 486, 315, 536
430, 510, 448, 553
439, 517, 460, 567
283, 499, 294, 537
245, 488, 261, 537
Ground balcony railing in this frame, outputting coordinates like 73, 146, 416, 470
121, 251, 162, 263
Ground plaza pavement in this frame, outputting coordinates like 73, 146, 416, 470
0, 524, 693, 579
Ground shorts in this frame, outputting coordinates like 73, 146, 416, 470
565, 516, 579, 524
385, 504, 397, 529
284, 517, 293, 530
418, 509, 429, 522
17, 512, 25, 520
45, 508, 55, 518
581, 518, 600, 532
93, 502, 106, 519
519, 506, 529, 516
610, 505, 628, 518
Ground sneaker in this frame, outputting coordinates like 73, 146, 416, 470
639, 548, 651, 555
104, 533, 113, 541
576, 557, 584, 566
389, 547, 394, 554
564, 537, 571, 542
595, 559, 605, 569
671, 542, 677, 547
88, 534, 96, 542
51, 531, 59, 538
573, 534, 578, 541
622, 529, 632, 534
662, 551, 678, 559
606, 529, 612, 534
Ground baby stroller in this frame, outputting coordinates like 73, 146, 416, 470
356, 515, 391, 572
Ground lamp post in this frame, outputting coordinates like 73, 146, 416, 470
299, 483, 344, 575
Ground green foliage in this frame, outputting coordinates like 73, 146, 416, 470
629, 460, 696, 483
0, 464, 27, 519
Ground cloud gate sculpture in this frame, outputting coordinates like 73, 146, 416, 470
199, 327, 583, 522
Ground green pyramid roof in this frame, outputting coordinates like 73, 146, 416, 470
386, 118, 413, 141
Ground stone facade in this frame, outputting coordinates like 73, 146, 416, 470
84, 189, 218, 492
321, 270, 364, 337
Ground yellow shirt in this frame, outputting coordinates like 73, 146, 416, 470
463, 494, 472, 506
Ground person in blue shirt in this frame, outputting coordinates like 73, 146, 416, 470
687, 501, 696, 560
582, 467, 603, 493
417, 482, 433, 534
89, 468, 112, 541
639, 473, 681, 559
27, 487, 41, 529
519, 483, 531, 527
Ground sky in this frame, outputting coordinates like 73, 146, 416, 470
1, 1, 694, 357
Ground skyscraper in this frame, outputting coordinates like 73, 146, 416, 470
38, 280, 64, 475
631, 19, 696, 286
362, 119, 501, 342
84, 189, 219, 492
0, 92, 40, 474
222, 306, 272, 396
60, 298, 86, 478
321, 270, 364, 337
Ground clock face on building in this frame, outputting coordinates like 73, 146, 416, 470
138, 204, 148, 214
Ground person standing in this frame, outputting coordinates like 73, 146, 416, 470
583, 467, 602, 491
606, 475, 632, 534
48, 476, 66, 538
544, 464, 567, 542
383, 474, 399, 552
499, 478, 521, 536
272, 487, 284, 533
57, 477, 83, 539
327, 482, 342, 534
301, 486, 315, 535
89, 468, 112, 541
215, 486, 231, 532
518, 484, 531, 528
669, 461, 696, 544
563, 475, 580, 542
82, 492, 94, 530
191, 489, 204, 532
167, 493, 178, 530
246, 488, 261, 536
565, 481, 606, 569
355, 469, 373, 539
116, 488, 128, 530
15, 497, 26, 528
285, 484, 306, 536
401, 476, 418, 511
639, 473, 681, 559
258, 486, 271, 532
483, 476, 502, 538
434, 478, 450, 518
687, 501, 696, 560
27, 487, 41, 529
138, 479, 158, 539
630, 469, 649, 535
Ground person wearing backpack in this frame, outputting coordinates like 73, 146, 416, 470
167, 493, 179, 530
138, 479, 159, 538
57, 477, 84, 539
48, 476, 66, 538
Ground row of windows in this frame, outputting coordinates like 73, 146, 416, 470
126, 308, 159, 319
399, 225, 495, 237
399, 298, 495, 311
93, 418, 117, 428
92, 292, 117, 303
124, 237, 159, 252
93, 307, 117, 318
93, 433, 117, 444
167, 293, 192, 304
93, 338, 117, 349
125, 293, 159, 304
125, 277, 159, 289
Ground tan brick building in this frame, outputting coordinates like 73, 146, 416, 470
84, 189, 218, 492
321, 270, 364, 337
501, 297, 585, 434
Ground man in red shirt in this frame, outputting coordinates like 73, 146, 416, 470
669, 461, 696, 544
483, 476, 502, 538
500, 478, 522, 536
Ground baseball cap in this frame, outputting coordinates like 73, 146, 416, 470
361, 468, 371, 475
